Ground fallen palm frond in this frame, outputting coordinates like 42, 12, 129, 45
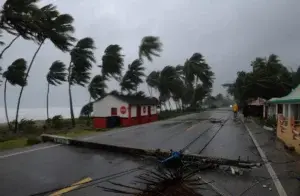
99, 164, 217, 196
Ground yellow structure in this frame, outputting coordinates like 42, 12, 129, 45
268, 85, 300, 153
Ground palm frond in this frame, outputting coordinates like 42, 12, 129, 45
88, 75, 107, 100
100, 166, 207, 196
3, 58, 27, 86
47, 60, 67, 85
101, 44, 124, 80
1, 0, 41, 40
139, 36, 163, 62
69, 37, 96, 86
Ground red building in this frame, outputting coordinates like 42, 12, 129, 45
92, 93, 159, 129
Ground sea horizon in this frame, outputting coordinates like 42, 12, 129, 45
0, 107, 83, 123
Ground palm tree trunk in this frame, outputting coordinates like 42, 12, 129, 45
68, 82, 76, 127
88, 96, 92, 118
4, 79, 11, 130
0, 35, 20, 59
190, 78, 199, 107
46, 83, 50, 120
147, 86, 152, 96
168, 99, 173, 111
15, 41, 44, 132
67, 62, 76, 127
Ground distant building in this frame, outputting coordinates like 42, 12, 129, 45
92, 93, 159, 128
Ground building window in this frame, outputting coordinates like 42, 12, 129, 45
111, 108, 117, 115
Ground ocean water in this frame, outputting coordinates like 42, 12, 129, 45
0, 107, 82, 123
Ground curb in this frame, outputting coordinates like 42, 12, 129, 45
240, 119, 287, 196
41, 134, 260, 168
263, 125, 274, 132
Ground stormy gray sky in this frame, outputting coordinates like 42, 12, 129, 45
1, 0, 300, 109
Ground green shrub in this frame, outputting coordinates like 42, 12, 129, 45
17, 118, 37, 132
26, 137, 41, 145
51, 115, 64, 129
265, 115, 277, 128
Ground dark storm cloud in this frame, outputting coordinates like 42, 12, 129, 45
1, 0, 300, 108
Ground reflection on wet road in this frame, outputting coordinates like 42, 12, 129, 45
0, 108, 282, 196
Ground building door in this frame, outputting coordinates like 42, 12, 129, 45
137, 105, 141, 124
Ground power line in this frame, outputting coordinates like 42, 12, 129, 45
29, 165, 150, 196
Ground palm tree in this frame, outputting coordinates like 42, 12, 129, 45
86, 75, 107, 118
183, 53, 214, 106
0, 0, 41, 58
101, 44, 124, 81
14, 6, 75, 132
2, 59, 27, 130
120, 73, 135, 93
146, 71, 160, 96
46, 61, 67, 119
68, 37, 96, 127
139, 36, 163, 62
147, 66, 182, 110
88, 75, 107, 101
120, 59, 145, 93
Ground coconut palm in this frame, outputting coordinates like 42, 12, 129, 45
139, 36, 163, 62
80, 102, 93, 117
183, 53, 214, 106
2, 58, 27, 130
88, 75, 107, 101
101, 44, 124, 81
0, 0, 41, 58
120, 59, 145, 93
68, 37, 96, 127
46, 61, 67, 119
120, 72, 135, 93
14, 6, 75, 132
146, 71, 160, 96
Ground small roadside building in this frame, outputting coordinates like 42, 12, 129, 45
92, 93, 159, 129
247, 97, 266, 118
267, 84, 300, 153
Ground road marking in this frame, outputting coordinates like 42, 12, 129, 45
243, 123, 287, 196
0, 144, 61, 159
49, 177, 92, 196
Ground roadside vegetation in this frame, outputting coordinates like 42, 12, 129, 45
223, 54, 300, 127
0, 0, 224, 151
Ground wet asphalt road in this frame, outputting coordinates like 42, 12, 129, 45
0, 108, 281, 196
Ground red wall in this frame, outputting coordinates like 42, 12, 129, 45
93, 117, 106, 129
93, 112, 158, 129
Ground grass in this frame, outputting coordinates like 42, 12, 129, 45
56, 129, 101, 138
0, 129, 108, 151
0, 110, 195, 151
0, 138, 29, 151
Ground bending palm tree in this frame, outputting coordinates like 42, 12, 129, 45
0, 0, 41, 58
101, 44, 124, 81
139, 36, 163, 62
183, 53, 214, 106
68, 37, 96, 127
88, 75, 107, 101
15, 6, 75, 132
2, 59, 27, 130
120, 59, 145, 93
46, 61, 67, 119
86, 75, 107, 117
